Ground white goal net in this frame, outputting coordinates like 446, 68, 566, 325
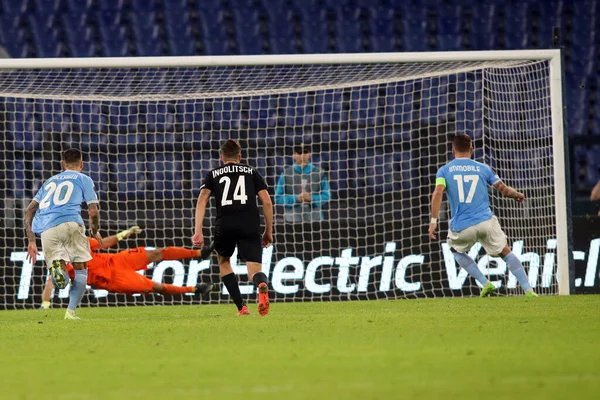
0, 52, 568, 309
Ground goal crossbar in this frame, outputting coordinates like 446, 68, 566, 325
0, 50, 561, 70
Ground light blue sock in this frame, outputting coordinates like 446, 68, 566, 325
68, 269, 88, 311
454, 252, 489, 286
503, 252, 532, 291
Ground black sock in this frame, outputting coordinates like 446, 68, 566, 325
252, 272, 268, 288
221, 273, 245, 310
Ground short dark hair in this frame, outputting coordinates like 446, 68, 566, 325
294, 144, 311, 154
452, 134, 472, 153
221, 139, 241, 160
63, 148, 82, 164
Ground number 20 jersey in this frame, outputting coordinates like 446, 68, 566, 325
435, 159, 501, 233
32, 170, 99, 234
202, 163, 268, 225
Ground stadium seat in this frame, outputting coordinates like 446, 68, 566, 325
164, 6, 196, 56
96, 10, 131, 57
87, 154, 110, 193
436, 5, 462, 51
64, 0, 94, 12
196, 8, 231, 55
588, 147, 600, 185
266, 7, 297, 54
131, 0, 154, 11
0, 15, 29, 58
501, 2, 531, 50
111, 154, 139, 196
32, 0, 63, 15
298, 7, 330, 53
533, 1, 563, 49
195, 0, 222, 13
14, 131, 43, 151
567, 82, 587, 136
0, 0, 25, 14
129, 10, 162, 57
400, 5, 429, 52
368, 7, 396, 52
468, 3, 498, 50
333, 7, 366, 53
6, 160, 28, 197
61, 12, 96, 57
232, 9, 266, 55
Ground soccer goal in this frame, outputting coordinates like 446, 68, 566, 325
0, 50, 570, 309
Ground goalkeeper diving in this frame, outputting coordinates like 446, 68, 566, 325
41, 226, 214, 308
429, 134, 538, 297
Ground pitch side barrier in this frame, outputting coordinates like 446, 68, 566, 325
3, 217, 596, 309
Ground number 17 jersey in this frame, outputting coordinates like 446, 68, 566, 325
202, 163, 268, 224
435, 158, 501, 233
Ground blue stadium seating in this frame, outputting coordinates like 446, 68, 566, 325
436, 5, 462, 51
232, 9, 265, 55
62, 11, 95, 57
297, 6, 330, 53
0, 14, 29, 57
196, 5, 230, 55
130, 9, 162, 57
96, 10, 130, 57
400, 4, 429, 52
87, 153, 110, 192
266, 8, 297, 54
333, 7, 365, 53
368, 7, 396, 52
0, 0, 597, 202
163, 5, 195, 56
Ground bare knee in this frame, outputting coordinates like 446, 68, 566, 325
246, 262, 262, 280
147, 249, 164, 263
71, 261, 86, 270
498, 245, 511, 258
218, 255, 234, 276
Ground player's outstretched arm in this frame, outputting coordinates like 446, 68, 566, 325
258, 189, 273, 247
24, 200, 39, 263
591, 180, 600, 201
193, 188, 211, 246
429, 184, 445, 239
94, 226, 142, 249
493, 182, 525, 203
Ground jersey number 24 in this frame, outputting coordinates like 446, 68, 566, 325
219, 176, 248, 206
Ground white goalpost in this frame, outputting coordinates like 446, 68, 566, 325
0, 50, 570, 309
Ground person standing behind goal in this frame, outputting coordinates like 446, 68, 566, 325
192, 140, 273, 316
428, 134, 537, 297
24, 148, 103, 320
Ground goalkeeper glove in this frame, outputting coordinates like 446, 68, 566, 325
117, 226, 142, 241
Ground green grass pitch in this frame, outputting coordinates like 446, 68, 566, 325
1, 296, 599, 400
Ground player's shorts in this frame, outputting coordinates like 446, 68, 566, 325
40, 221, 92, 267
110, 247, 150, 272
106, 268, 154, 295
447, 216, 507, 256
214, 220, 262, 263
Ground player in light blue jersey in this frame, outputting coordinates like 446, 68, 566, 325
429, 134, 537, 297
24, 149, 103, 319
